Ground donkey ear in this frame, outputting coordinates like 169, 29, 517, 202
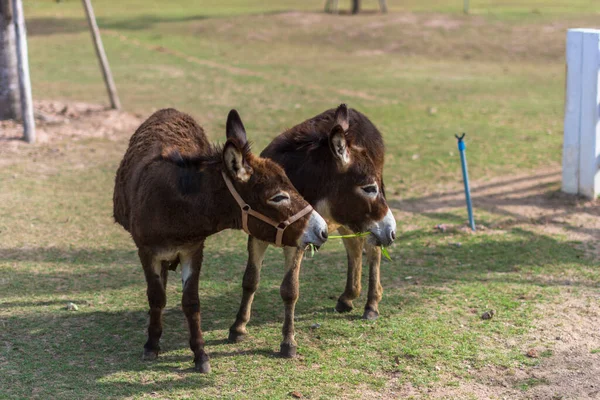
226, 109, 248, 146
223, 140, 253, 182
334, 103, 349, 132
329, 124, 350, 167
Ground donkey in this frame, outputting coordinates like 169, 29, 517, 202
229, 104, 396, 357
113, 108, 328, 372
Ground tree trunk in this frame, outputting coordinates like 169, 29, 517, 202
352, 0, 360, 14
0, 0, 20, 120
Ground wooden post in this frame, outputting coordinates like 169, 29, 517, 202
562, 29, 600, 199
352, 0, 360, 14
326, 0, 339, 14
463, 0, 470, 14
379, 0, 388, 13
81, 0, 120, 110
0, 0, 20, 120
11, 0, 34, 143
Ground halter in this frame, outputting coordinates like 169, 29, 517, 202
221, 171, 313, 247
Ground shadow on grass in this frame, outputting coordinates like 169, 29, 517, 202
0, 308, 218, 397
391, 170, 600, 240
380, 227, 596, 290
0, 247, 141, 295
27, 9, 315, 37
27, 14, 208, 36
1, 218, 597, 397
0, 246, 137, 265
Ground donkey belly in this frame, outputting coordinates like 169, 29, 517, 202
153, 243, 203, 266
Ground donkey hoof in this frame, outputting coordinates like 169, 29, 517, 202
194, 360, 211, 373
142, 348, 159, 361
194, 354, 211, 373
279, 343, 297, 358
335, 299, 354, 313
362, 308, 379, 321
228, 330, 247, 343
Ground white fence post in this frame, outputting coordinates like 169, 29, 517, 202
562, 29, 600, 199
11, 0, 35, 143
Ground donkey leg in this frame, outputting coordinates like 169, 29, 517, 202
160, 261, 171, 288
229, 236, 269, 343
181, 243, 210, 373
139, 248, 167, 361
363, 243, 383, 320
279, 246, 304, 358
335, 226, 366, 313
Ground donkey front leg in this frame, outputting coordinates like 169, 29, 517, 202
229, 236, 269, 343
279, 246, 304, 358
363, 243, 383, 320
180, 243, 210, 373
139, 248, 167, 360
335, 226, 366, 314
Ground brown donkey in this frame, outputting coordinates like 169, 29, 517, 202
113, 108, 328, 372
229, 104, 396, 357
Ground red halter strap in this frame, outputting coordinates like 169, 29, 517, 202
221, 171, 313, 247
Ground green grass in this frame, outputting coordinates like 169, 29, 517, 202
23, 0, 599, 193
1, 1, 599, 398
516, 378, 551, 391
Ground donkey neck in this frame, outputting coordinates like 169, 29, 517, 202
181, 165, 244, 234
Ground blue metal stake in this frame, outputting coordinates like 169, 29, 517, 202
456, 133, 476, 231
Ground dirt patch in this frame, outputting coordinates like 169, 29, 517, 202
274, 12, 597, 62
277, 11, 325, 28
394, 168, 600, 257
422, 15, 463, 30
385, 291, 600, 400
180, 10, 585, 62
0, 100, 142, 158
382, 169, 600, 399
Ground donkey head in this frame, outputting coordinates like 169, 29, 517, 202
320, 104, 396, 246
223, 110, 328, 248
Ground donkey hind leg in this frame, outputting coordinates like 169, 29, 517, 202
139, 248, 168, 361
363, 243, 382, 320
229, 237, 269, 343
335, 226, 366, 314
279, 246, 304, 358
180, 243, 210, 373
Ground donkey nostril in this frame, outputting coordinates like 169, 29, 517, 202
390, 231, 396, 241
320, 230, 328, 240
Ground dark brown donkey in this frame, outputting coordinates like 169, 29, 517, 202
229, 104, 396, 357
113, 108, 328, 372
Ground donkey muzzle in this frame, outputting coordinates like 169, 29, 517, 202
298, 211, 328, 248
367, 208, 397, 247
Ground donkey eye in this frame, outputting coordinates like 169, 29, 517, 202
269, 193, 290, 203
361, 185, 378, 194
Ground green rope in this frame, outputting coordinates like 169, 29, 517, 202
306, 231, 392, 260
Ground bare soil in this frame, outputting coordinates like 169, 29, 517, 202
0, 100, 142, 156
384, 170, 600, 399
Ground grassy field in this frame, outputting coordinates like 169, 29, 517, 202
1, 1, 600, 399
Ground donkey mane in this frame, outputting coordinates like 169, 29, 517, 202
160, 141, 253, 168
157, 141, 253, 196
265, 108, 384, 166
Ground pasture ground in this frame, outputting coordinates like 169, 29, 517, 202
1, 1, 600, 399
